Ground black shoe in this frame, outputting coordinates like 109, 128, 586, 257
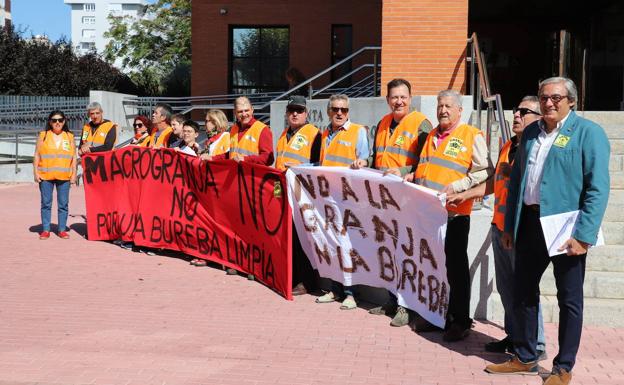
485, 336, 512, 353
443, 322, 470, 342
411, 313, 440, 333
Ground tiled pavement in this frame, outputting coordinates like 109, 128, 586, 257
1, 183, 623, 385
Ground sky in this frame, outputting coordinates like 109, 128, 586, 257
10, 0, 156, 43
11, 1, 72, 42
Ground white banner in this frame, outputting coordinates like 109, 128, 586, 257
286, 166, 449, 328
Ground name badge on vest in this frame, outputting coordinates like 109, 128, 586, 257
99, 132, 106, 137
245, 134, 257, 143
81, 131, 89, 141
62, 140, 70, 152
553, 134, 570, 148
338, 140, 352, 147
394, 136, 405, 146
290, 134, 308, 151
443, 138, 463, 158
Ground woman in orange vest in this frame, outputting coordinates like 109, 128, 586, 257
33, 110, 77, 240
199, 109, 230, 161
129, 115, 155, 147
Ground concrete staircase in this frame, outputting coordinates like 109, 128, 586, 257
489, 111, 624, 327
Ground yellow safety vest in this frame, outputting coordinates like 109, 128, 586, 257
275, 124, 319, 171
374, 111, 427, 170
320, 123, 364, 167
37, 130, 75, 181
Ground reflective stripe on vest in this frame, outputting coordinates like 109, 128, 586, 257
37, 130, 74, 181
414, 123, 481, 215
82, 121, 116, 147
275, 124, 319, 171
374, 111, 427, 169
230, 121, 267, 158
320, 123, 363, 167
492, 139, 514, 231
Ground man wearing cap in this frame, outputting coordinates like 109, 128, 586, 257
275, 95, 321, 296
352, 78, 432, 327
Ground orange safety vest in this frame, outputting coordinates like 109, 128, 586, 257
374, 111, 427, 170
37, 130, 75, 181
492, 139, 514, 231
415, 123, 482, 215
205, 132, 230, 156
80, 120, 116, 148
230, 120, 267, 158
320, 123, 364, 167
154, 126, 173, 148
132, 132, 155, 147
275, 124, 319, 171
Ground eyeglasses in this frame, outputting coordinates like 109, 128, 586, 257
50, 118, 65, 123
287, 106, 306, 114
330, 107, 349, 114
513, 107, 541, 117
133, 123, 144, 128
539, 94, 568, 103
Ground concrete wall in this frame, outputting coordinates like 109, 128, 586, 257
89, 90, 137, 133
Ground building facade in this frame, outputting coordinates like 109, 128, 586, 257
64, 0, 145, 57
0, 0, 11, 28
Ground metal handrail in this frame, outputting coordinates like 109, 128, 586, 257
467, 33, 511, 149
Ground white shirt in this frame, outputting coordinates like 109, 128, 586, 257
523, 112, 570, 205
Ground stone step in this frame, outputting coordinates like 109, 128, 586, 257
604, 221, 624, 244
611, 154, 623, 172
537, 269, 624, 299
611, 138, 624, 155
577, 111, 624, 127
587, 245, 624, 272
612, 172, 624, 189
602, 124, 624, 139
610, 189, 624, 204
487, 294, 624, 327
603, 203, 624, 222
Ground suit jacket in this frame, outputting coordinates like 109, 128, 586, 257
504, 111, 610, 245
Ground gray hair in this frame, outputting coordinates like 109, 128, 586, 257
87, 101, 102, 112
539, 76, 578, 104
234, 96, 252, 109
437, 89, 462, 107
520, 95, 541, 114
327, 94, 349, 113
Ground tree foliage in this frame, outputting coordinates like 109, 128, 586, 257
104, 0, 191, 96
0, 25, 140, 96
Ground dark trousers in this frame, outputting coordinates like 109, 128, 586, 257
445, 215, 471, 328
513, 206, 586, 372
292, 225, 317, 291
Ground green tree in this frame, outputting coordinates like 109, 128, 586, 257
0, 25, 140, 96
104, 0, 191, 96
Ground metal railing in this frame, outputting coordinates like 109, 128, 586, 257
122, 46, 382, 123
467, 33, 511, 150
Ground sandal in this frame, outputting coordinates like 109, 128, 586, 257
340, 297, 357, 310
315, 292, 336, 303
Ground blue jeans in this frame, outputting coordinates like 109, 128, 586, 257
40, 180, 70, 232
491, 225, 546, 351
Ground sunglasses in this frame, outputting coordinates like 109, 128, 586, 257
287, 106, 306, 114
512, 107, 541, 117
50, 118, 65, 123
539, 94, 568, 103
133, 123, 144, 128
330, 107, 349, 114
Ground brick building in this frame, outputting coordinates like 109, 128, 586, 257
0, 0, 11, 28
192, 0, 624, 110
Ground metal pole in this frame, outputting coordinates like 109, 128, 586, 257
308, 83, 313, 100
14, 133, 20, 174
476, 80, 482, 130
373, 51, 379, 97
470, 44, 476, 109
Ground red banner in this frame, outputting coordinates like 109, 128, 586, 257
82, 147, 292, 299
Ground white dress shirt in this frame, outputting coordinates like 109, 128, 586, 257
523, 112, 570, 205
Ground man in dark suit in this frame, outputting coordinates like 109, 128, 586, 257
485, 77, 610, 385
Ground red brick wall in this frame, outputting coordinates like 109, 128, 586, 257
191, 0, 382, 97
380, 0, 468, 96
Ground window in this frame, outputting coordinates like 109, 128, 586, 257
108, 3, 122, 15
82, 42, 96, 51
331, 25, 353, 86
82, 16, 95, 25
84, 3, 95, 12
230, 26, 289, 94
82, 29, 96, 39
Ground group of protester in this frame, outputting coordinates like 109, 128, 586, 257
32, 76, 610, 385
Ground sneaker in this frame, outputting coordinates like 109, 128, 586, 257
119, 242, 133, 250
226, 268, 238, 275
484, 356, 538, 375
390, 306, 410, 327
39, 231, 50, 240
315, 292, 336, 303
339, 296, 357, 310
412, 313, 439, 333
543, 367, 572, 385
58, 231, 70, 239
485, 336, 512, 353
247, 274, 255, 281
369, 301, 397, 316
139, 248, 157, 256
443, 322, 470, 342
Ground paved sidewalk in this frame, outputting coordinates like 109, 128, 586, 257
0, 183, 623, 385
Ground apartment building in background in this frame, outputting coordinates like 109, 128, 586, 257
64, 0, 145, 61
0, 0, 11, 28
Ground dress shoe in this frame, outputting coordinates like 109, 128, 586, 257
485, 336, 512, 353
292, 283, 307, 296
485, 356, 538, 375
412, 313, 440, 333
544, 368, 571, 385
443, 322, 470, 342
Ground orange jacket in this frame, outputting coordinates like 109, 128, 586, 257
275, 124, 319, 171
374, 111, 427, 169
37, 130, 75, 181
492, 139, 514, 231
230, 121, 267, 158
80, 121, 116, 148
320, 123, 364, 166
154, 126, 173, 148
